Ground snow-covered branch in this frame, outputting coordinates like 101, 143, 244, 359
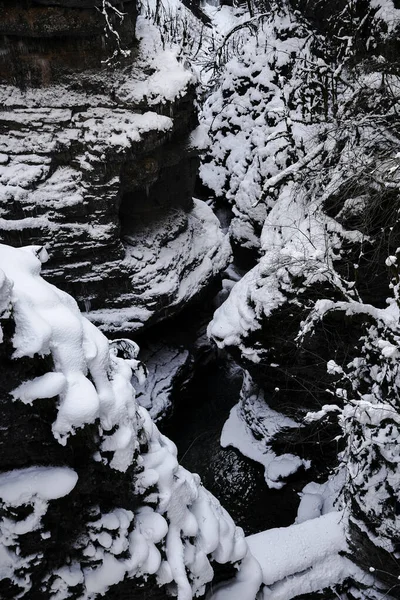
253, 142, 325, 207
97, 0, 131, 63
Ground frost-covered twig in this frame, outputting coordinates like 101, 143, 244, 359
97, 0, 131, 63
253, 142, 325, 207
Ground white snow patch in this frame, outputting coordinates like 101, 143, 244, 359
0, 467, 78, 505
370, 0, 400, 32
296, 472, 345, 524
221, 403, 309, 489
247, 512, 369, 599
12, 372, 66, 404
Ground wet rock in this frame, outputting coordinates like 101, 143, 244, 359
163, 360, 300, 535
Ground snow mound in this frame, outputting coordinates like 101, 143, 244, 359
247, 512, 371, 600
0, 467, 78, 505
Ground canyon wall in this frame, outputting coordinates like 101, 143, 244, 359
0, 0, 229, 334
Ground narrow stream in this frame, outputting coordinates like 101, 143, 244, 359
161, 357, 300, 535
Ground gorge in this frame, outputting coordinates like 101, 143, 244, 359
1, 1, 400, 599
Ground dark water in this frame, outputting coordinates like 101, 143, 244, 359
161, 357, 300, 535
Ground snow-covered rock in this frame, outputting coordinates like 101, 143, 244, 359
247, 512, 371, 600
204, 1, 400, 595
88, 199, 231, 332
0, 16, 230, 334
221, 373, 309, 489
134, 341, 191, 422
0, 243, 260, 600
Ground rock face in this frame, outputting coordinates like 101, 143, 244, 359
0, 8, 230, 334
0, 0, 137, 87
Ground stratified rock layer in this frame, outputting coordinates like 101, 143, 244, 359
0, 16, 230, 333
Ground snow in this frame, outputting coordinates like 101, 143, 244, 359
88, 199, 231, 331
221, 401, 309, 489
370, 0, 400, 32
0, 243, 143, 470
204, 1, 396, 370
12, 372, 66, 404
0, 466, 79, 595
117, 18, 195, 105
207, 549, 263, 600
200, 8, 320, 250
0, 467, 78, 505
2, 1, 398, 597
209, 178, 366, 359
0, 245, 122, 449
248, 512, 346, 584
74, 108, 173, 151
208, 254, 289, 361
202, 4, 245, 36
0, 243, 258, 600
247, 512, 371, 600
296, 472, 346, 524
189, 124, 211, 151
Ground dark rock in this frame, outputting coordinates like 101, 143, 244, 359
0, 0, 137, 86
184, 431, 300, 535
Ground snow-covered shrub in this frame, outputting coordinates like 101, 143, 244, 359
0, 244, 261, 600
200, 0, 400, 253
200, 5, 324, 251
298, 293, 400, 594
338, 322, 400, 578
141, 0, 216, 69
207, 0, 400, 378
